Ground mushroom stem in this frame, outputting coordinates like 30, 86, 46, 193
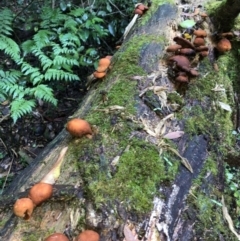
40, 146, 68, 185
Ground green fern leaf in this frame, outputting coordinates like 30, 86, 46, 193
0, 35, 21, 61
22, 40, 35, 55
0, 8, 14, 36
33, 84, 57, 106
44, 69, 79, 81
53, 55, 79, 67
33, 29, 53, 48
11, 99, 36, 123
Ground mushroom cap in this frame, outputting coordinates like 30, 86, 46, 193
175, 75, 189, 83
134, 8, 143, 15
189, 69, 199, 76
168, 55, 190, 71
193, 29, 207, 38
66, 118, 92, 138
193, 37, 205, 47
173, 36, 195, 49
75, 230, 100, 241
199, 51, 209, 57
13, 198, 34, 220
137, 4, 148, 11
166, 44, 182, 52
195, 46, 209, 52
28, 183, 53, 206
44, 233, 69, 241
216, 38, 231, 52
93, 71, 106, 79
96, 58, 111, 72
179, 48, 196, 56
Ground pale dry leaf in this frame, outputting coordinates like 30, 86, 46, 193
111, 156, 120, 166
131, 75, 145, 80
211, 84, 225, 92
222, 196, 240, 240
140, 117, 156, 137
218, 101, 232, 112
163, 131, 184, 139
124, 225, 139, 241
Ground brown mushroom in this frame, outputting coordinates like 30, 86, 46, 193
216, 38, 231, 52
13, 198, 34, 220
173, 36, 195, 49
66, 118, 93, 138
199, 51, 209, 57
189, 69, 199, 76
193, 37, 205, 47
193, 29, 207, 38
137, 4, 148, 11
28, 183, 53, 206
168, 55, 191, 71
195, 46, 209, 52
220, 32, 233, 39
44, 233, 69, 241
175, 75, 189, 83
179, 48, 196, 56
75, 230, 100, 241
134, 8, 143, 15
166, 44, 182, 52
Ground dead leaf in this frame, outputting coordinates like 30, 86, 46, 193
163, 131, 184, 139
124, 225, 139, 241
222, 196, 240, 240
218, 101, 232, 112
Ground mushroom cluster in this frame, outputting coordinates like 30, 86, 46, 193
13, 147, 68, 220
134, 3, 148, 16
166, 29, 208, 83
93, 56, 112, 79
44, 230, 100, 241
216, 36, 232, 53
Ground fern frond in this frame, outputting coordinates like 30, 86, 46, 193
10, 99, 36, 123
31, 47, 53, 70
0, 69, 22, 84
33, 29, 54, 48
45, 68, 80, 81
0, 8, 14, 36
0, 35, 21, 61
53, 55, 79, 67
59, 33, 80, 47
33, 84, 57, 106
64, 18, 78, 32
22, 40, 35, 55
69, 8, 85, 17
52, 44, 78, 55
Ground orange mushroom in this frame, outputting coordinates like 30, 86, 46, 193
44, 233, 69, 241
193, 29, 207, 38
96, 58, 111, 72
66, 118, 93, 138
216, 38, 231, 52
179, 48, 196, 56
173, 36, 195, 49
134, 8, 143, 15
175, 75, 189, 83
75, 230, 100, 241
28, 182, 53, 206
13, 197, 34, 220
93, 71, 106, 79
168, 55, 191, 71
193, 37, 205, 46
137, 4, 148, 11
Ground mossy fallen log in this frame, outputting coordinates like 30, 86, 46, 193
1, 0, 240, 240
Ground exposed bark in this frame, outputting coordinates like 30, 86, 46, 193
0, 1, 238, 241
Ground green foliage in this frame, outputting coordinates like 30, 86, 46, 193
0, 5, 109, 122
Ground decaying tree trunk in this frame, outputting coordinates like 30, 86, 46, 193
0, 1, 239, 240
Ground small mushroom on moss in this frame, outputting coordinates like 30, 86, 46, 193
189, 69, 199, 76
173, 36, 195, 49
179, 48, 196, 56
199, 51, 209, 57
93, 71, 106, 79
193, 29, 207, 38
175, 75, 189, 83
13, 198, 34, 220
216, 38, 231, 52
168, 55, 191, 71
96, 58, 111, 72
28, 182, 53, 206
44, 233, 69, 241
193, 37, 205, 46
195, 46, 209, 52
66, 118, 93, 139
166, 44, 182, 52
75, 230, 100, 241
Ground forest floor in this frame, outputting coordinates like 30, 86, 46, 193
0, 81, 87, 193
